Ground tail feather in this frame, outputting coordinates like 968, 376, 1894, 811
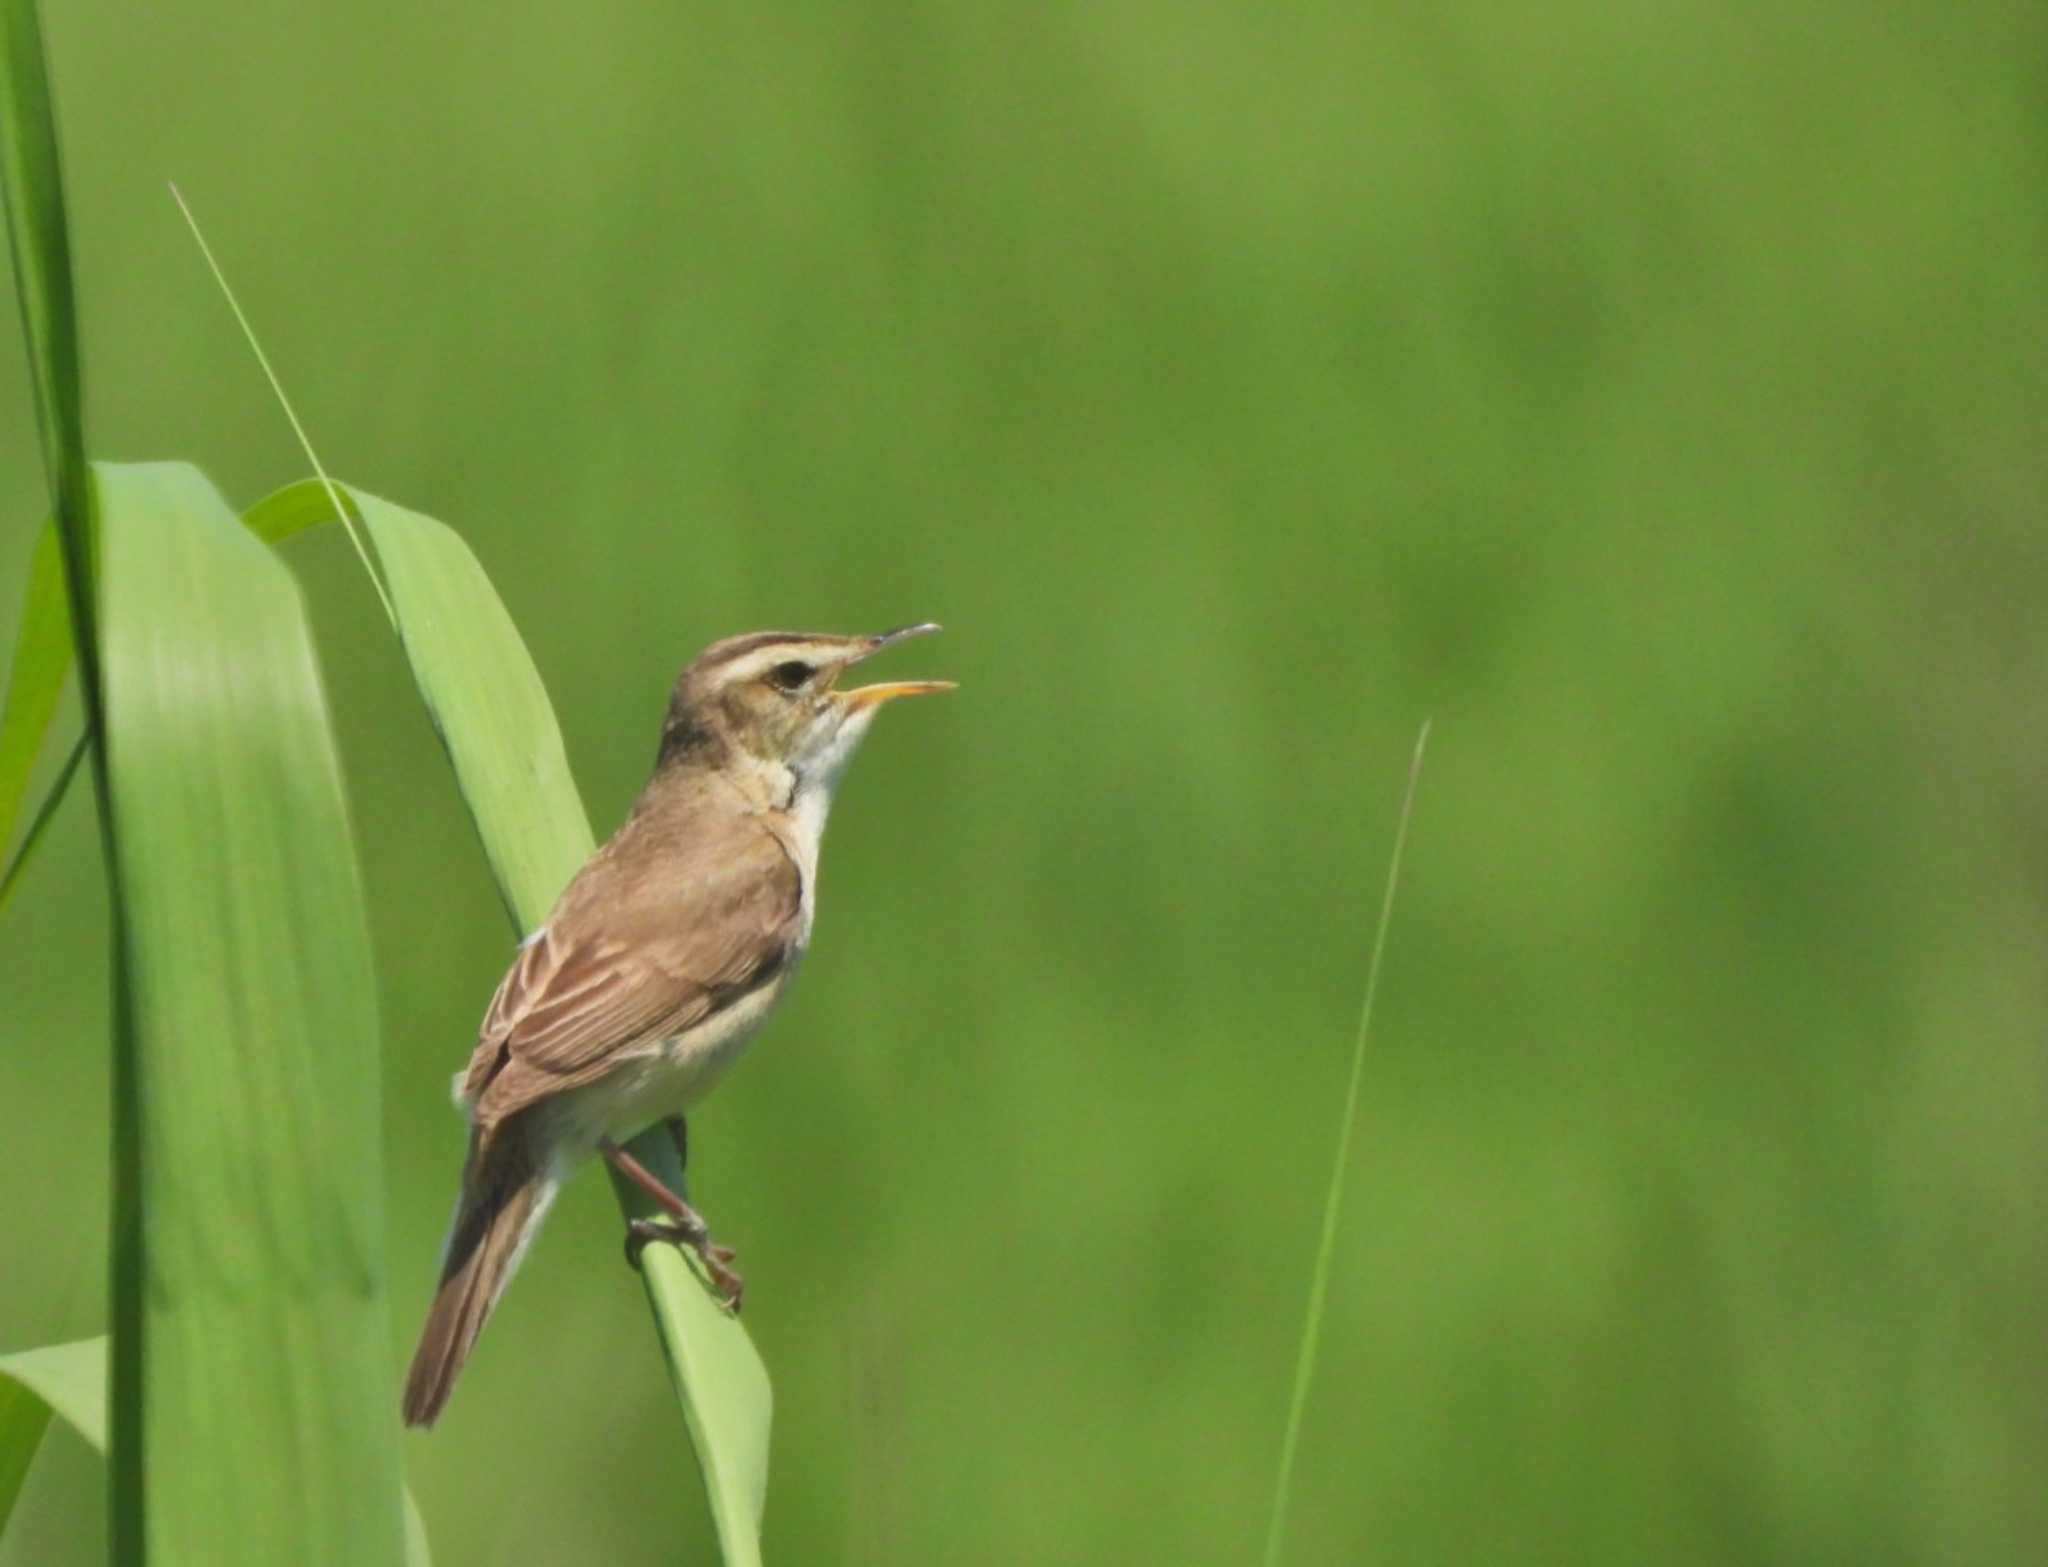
402, 1127, 558, 1428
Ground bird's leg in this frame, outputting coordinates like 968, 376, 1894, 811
601, 1136, 743, 1310
665, 1114, 689, 1172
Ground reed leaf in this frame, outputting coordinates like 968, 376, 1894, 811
245, 478, 773, 1561
0, 727, 83, 915
186, 200, 772, 1550
9, 1, 413, 1559
0, 487, 341, 921
0, 472, 769, 1561
0, 1338, 431, 1566
0, 522, 68, 866
0, 1337, 100, 1539
94, 461, 410, 1564
0, 0, 86, 547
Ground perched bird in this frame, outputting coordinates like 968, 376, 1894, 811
402, 624, 952, 1427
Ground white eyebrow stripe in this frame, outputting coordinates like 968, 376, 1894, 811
717, 642, 856, 684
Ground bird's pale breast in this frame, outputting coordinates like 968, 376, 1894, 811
549, 949, 802, 1149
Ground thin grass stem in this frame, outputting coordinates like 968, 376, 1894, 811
165, 182, 396, 625
1262, 718, 1431, 1567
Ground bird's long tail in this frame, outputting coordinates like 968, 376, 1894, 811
402, 1123, 559, 1428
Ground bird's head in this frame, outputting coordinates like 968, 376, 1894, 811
660, 623, 953, 791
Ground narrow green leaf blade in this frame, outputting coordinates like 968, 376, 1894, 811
639, 1207, 773, 1553
0, 726, 82, 916
248, 478, 772, 1556
0, 521, 71, 852
247, 480, 591, 918
401, 1491, 434, 1567
0, 0, 102, 865
351, 484, 774, 1554
346, 487, 593, 919
1263, 722, 1431, 1567
0, 0, 87, 537
98, 461, 407, 1566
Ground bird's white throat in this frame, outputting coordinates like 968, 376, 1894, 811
782, 705, 879, 916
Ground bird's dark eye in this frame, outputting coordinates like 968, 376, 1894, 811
768, 660, 813, 693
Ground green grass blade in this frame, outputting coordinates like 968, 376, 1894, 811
269, 482, 592, 922
244, 476, 773, 1560
243, 480, 361, 546
0, 0, 101, 807
0, 1339, 106, 1455
1263, 720, 1431, 1567
351, 481, 774, 1555
0, 1337, 103, 1534
0, 725, 83, 915
401, 1491, 434, 1567
0, 521, 70, 851
0, 1338, 432, 1566
0, 466, 399, 920
0, 476, 350, 921
201, 191, 766, 1546
637, 1232, 772, 1553
3, 4, 139, 1557
0, 1365, 57, 1538
167, 186, 394, 625
98, 461, 408, 1565
0, 0, 87, 560
8, 14, 414, 1563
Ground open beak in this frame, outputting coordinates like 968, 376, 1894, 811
840, 623, 956, 709
844, 679, 956, 709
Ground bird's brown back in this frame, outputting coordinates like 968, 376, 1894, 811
460, 777, 804, 1136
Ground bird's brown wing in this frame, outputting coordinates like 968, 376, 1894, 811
461, 816, 802, 1130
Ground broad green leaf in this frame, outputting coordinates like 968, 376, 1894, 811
0, 479, 359, 920
247, 480, 585, 921
0, 1338, 431, 1567
9, 11, 413, 1563
98, 461, 408, 1566
241, 475, 366, 548
246, 477, 773, 1560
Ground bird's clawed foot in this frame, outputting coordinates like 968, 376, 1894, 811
602, 1130, 745, 1310
624, 1217, 745, 1312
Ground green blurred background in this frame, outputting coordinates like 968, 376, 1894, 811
5, 2, 2046, 1561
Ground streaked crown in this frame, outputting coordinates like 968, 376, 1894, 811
657, 625, 951, 771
